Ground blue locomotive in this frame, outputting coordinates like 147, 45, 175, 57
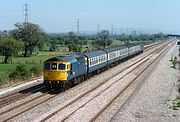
43, 44, 144, 89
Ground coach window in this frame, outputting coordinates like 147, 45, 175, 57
90, 58, 93, 66
90, 58, 92, 66
52, 63, 57, 70
92, 58, 93, 65
95, 57, 97, 64
93, 58, 95, 65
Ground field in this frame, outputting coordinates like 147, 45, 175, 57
0, 51, 70, 86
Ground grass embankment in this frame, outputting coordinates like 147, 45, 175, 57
0, 51, 70, 87
111, 40, 158, 46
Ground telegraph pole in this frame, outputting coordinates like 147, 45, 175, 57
76, 19, 80, 35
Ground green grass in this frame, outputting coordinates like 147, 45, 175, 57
111, 40, 158, 46
0, 51, 70, 87
176, 96, 180, 100
111, 40, 124, 46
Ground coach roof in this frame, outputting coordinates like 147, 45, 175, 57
83, 50, 106, 58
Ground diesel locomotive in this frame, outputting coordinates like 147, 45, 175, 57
43, 44, 144, 89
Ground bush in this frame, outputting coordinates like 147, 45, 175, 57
9, 71, 19, 80
68, 45, 82, 52
172, 56, 177, 69
16, 64, 29, 78
30, 65, 41, 77
0, 77, 3, 87
9, 64, 29, 81
0, 78, 6, 87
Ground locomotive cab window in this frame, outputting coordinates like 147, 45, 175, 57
44, 63, 50, 70
59, 63, 66, 70
52, 63, 57, 70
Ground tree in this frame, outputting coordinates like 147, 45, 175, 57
48, 35, 65, 51
118, 34, 130, 45
11, 22, 46, 57
0, 37, 23, 63
66, 31, 79, 45
65, 32, 81, 52
94, 30, 112, 48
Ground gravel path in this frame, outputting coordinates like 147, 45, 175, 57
111, 43, 180, 122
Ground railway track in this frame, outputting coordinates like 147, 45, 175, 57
0, 40, 173, 122
33, 41, 174, 122
0, 88, 62, 122
0, 84, 45, 108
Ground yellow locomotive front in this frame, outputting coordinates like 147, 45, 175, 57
43, 61, 71, 89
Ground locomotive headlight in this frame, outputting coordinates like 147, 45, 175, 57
67, 73, 68, 77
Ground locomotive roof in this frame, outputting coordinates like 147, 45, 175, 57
44, 53, 84, 62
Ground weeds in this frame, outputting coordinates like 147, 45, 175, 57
0, 64, 42, 87
170, 56, 177, 69
170, 96, 180, 110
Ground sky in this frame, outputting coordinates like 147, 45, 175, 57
0, 0, 180, 34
